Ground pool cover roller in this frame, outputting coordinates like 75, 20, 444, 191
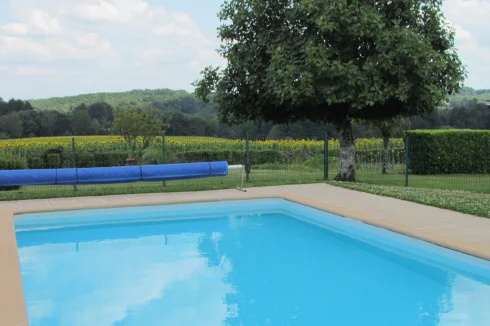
0, 161, 228, 186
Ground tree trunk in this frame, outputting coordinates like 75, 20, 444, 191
382, 135, 389, 174
334, 119, 356, 182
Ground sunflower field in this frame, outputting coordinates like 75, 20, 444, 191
0, 135, 403, 156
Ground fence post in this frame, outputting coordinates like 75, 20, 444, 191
162, 135, 166, 188
405, 135, 409, 187
324, 132, 329, 180
245, 133, 251, 182
71, 137, 77, 192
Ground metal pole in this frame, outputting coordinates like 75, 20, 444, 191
405, 136, 409, 187
162, 135, 166, 188
245, 133, 250, 182
324, 132, 329, 180
72, 137, 77, 192
240, 166, 244, 191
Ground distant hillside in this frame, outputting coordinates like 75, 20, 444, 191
447, 87, 490, 107
29, 88, 217, 117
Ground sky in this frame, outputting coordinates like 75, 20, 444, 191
0, 0, 489, 100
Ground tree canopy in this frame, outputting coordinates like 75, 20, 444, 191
193, 0, 466, 180
195, 0, 465, 124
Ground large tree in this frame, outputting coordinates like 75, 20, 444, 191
193, 0, 465, 181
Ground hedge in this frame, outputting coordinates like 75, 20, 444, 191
171, 148, 405, 166
406, 130, 490, 174
27, 152, 128, 169
355, 149, 405, 164
0, 154, 27, 191
172, 150, 282, 165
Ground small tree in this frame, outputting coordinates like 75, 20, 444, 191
369, 117, 408, 174
193, 0, 466, 181
112, 107, 170, 158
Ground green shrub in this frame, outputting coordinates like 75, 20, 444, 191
355, 149, 405, 164
28, 155, 45, 169
42, 146, 63, 162
305, 155, 324, 170
0, 154, 27, 191
250, 150, 284, 164
46, 154, 61, 169
94, 152, 128, 167
61, 153, 74, 168
406, 130, 490, 174
76, 153, 96, 168
172, 150, 283, 165
174, 150, 239, 164
141, 148, 161, 165
0, 154, 27, 170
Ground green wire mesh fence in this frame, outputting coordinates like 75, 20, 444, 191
0, 133, 488, 201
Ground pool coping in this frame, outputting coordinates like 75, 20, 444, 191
1, 183, 490, 325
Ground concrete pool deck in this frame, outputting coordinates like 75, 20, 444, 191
1, 183, 490, 325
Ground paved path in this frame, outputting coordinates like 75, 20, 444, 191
1, 183, 490, 325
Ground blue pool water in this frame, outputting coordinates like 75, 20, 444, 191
15, 199, 490, 326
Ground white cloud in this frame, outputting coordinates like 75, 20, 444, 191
0, 36, 52, 58
443, 0, 490, 88
0, 0, 222, 99
12, 66, 58, 76
1, 22, 28, 36
29, 9, 63, 34
6, 1, 487, 98
453, 25, 472, 42
66, 0, 150, 23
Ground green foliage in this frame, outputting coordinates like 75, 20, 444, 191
356, 149, 405, 165
141, 147, 162, 165
305, 155, 324, 170
28, 155, 45, 169
173, 150, 282, 165
29, 89, 217, 116
447, 87, 490, 107
0, 154, 27, 170
407, 130, 490, 174
93, 152, 128, 167
0, 154, 27, 191
76, 153, 96, 168
46, 154, 61, 168
112, 107, 170, 157
194, 0, 466, 125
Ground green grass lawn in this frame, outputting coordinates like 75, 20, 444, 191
0, 166, 488, 220
0, 169, 325, 201
328, 181, 490, 218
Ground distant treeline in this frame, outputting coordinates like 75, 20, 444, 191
0, 95, 489, 140
447, 86, 490, 107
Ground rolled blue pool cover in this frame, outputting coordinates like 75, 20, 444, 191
141, 161, 228, 181
56, 168, 77, 185
77, 166, 142, 185
0, 169, 57, 186
209, 161, 228, 177
0, 161, 229, 186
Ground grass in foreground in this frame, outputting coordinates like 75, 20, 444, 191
328, 181, 490, 218
0, 169, 324, 201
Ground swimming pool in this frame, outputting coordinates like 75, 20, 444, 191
15, 198, 490, 325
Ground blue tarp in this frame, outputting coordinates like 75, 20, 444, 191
0, 169, 57, 186
56, 169, 77, 185
77, 166, 142, 185
0, 161, 229, 186
141, 161, 228, 181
